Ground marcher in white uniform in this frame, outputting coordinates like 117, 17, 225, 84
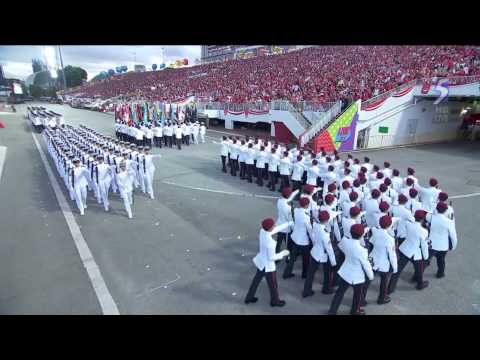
199, 122, 206, 143
70, 158, 93, 216
94, 155, 113, 211
142, 147, 161, 200
328, 224, 374, 315
116, 160, 135, 219
244, 218, 291, 307
276, 187, 299, 254
302, 210, 337, 297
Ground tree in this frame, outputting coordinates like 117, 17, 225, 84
57, 65, 88, 88
29, 84, 45, 98
32, 58, 46, 73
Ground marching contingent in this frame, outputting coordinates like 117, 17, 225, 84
42, 124, 159, 219
214, 137, 458, 314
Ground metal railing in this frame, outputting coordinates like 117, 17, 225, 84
299, 101, 343, 146
361, 79, 417, 110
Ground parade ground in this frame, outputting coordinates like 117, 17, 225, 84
0, 102, 479, 315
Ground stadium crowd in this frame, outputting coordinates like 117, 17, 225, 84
67, 46, 480, 105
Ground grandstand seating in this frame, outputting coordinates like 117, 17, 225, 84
66, 46, 480, 106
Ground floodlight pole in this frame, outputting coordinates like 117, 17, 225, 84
58, 45, 67, 90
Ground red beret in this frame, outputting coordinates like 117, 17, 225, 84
284, 151, 289, 156
358, 172, 366, 179
360, 177, 367, 185
328, 183, 337, 192
393, 169, 400, 176
436, 201, 448, 213
299, 197, 310, 207
371, 189, 381, 198
328, 165, 335, 172
384, 177, 392, 186
364, 157, 370, 162
350, 206, 361, 218
282, 187, 293, 198
409, 188, 418, 198
353, 179, 361, 187
429, 178, 438, 187
398, 194, 408, 204
350, 224, 365, 239
360, 166, 367, 173
349, 191, 359, 201
407, 167, 415, 175
304, 184, 315, 194
406, 178, 414, 186
312, 159, 318, 165
321, 151, 326, 157
384, 161, 390, 167
414, 210, 427, 221
373, 165, 380, 172
262, 218, 275, 231
379, 215, 392, 229
333, 150, 338, 155
297, 155, 303, 161
354, 158, 360, 164
379, 201, 390, 212
438, 192, 448, 202
342, 180, 350, 189
325, 194, 336, 205
344, 161, 350, 167
379, 184, 388, 193
344, 168, 351, 175
318, 210, 330, 222
326, 156, 332, 162
376, 171, 384, 179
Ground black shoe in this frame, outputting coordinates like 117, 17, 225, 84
409, 276, 417, 283
351, 309, 366, 315
302, 290, 315, 298
244, 297, 258, 304
321, 288, 335, 295
271, 300, 286, 307
436, 272, 445, 279
416, 281, 429, 290
377, 296, 391, 305
283, 273, 295, 279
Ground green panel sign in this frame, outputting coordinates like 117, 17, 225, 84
379, 126, 389, 134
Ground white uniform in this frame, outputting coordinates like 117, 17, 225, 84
391, 204, 414, 239
143, 153, 160, 199
370, 228, 398, 273
116, 168, 135, 218
71, 166, 92, 215
276, 190, 298, 234
253, 223, 292, 272
199, 124, 206, 143
428, 213, 458, 251
338, 237, 374, 285
311, 223, 337, 265
291, 208, 313, 246
192, 124, 200, 144
95, 162, 112, 211
399, 221, 429, 260
419, 186, 441, 213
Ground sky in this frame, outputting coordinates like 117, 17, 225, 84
0, 46, 201, 80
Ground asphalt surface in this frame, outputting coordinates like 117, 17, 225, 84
0, 102, 479, 314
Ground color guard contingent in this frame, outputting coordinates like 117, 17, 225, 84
114, 120, 207, 150
43, 124, 161, 219
238, 141, 458, 314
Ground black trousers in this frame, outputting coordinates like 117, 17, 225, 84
303, 257, 335, 295
268, 171, 278, 191
283, 243, 310, 278
164, 136, 168, 147
221, 155, 227, 172
168, 136, 173, 148
177, 138, 182, 150
388, 252, 425, 293
363, 269, 393, 303
430, 250, 447, 276
239, 162, 246, 179
264, 164, 269, 180
256, 167, 264, 186
292, 180, 302, 196
245, 269, 281, 304
328, 277, 366, 315
230, 159, 238, 176
280, 175, 290, 191
253, 161, 257, 177
246, 164, 254, 182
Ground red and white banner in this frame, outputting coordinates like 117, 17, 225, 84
223, 109, 270, 116
392, 85, 414, 97
362, 97, 388, 111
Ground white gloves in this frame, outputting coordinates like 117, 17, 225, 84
280, 250, 290, 257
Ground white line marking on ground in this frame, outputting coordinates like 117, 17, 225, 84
0, 146, 7, 184
161, 180, 279, 199
30, 129, 120, 315
207, 129, 244, 136
450, 192, 480, 200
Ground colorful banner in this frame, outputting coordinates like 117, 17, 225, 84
313, 101, 359, 153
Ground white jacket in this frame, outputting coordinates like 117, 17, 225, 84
392, 204, 414, 238
399, 220, 429, 260
364, 198, 380, 228
253, 222, 292, 272
428, 213, 458, 251
278, 157, 292, 175
291, 208, 313, 246
291, 161, 305, 181
276, 190, 298, 234
370, 228, 398, 273
419, 186, 441, 213
311, 223, 337, 265
338, 237, 374, 284
306, 165, 320, 186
